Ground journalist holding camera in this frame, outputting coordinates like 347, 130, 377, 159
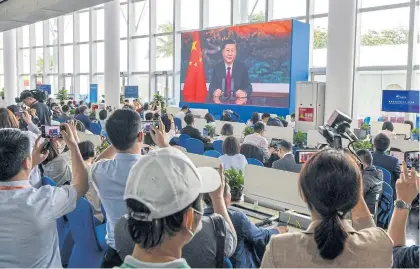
18, 90, 52, 126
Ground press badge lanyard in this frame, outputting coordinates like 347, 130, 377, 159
0, 184, 31, 190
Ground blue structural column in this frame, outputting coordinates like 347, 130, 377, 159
325, 0, 357, 119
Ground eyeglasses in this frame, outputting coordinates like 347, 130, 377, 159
192, 208, 203, 216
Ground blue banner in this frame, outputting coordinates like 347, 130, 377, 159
90, 84, 98, 103
37, 84, 51, 95
382, 90, 419, 113
124, 86, 139, 99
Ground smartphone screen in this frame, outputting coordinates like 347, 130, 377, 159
42, 125, 62, 138
142, 120, 159, 133
405, 151, 419, 171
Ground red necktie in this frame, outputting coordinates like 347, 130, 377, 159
226, 67, 231, 97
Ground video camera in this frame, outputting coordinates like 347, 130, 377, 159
16, 90, 47, 104
318, 110, 359, 150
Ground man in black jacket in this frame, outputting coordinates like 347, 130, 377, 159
20, 90, 51, 126
208, 39, 252, 101
372, 133, 400, 199
181, 113, 212, 150
357, 149, 384, 214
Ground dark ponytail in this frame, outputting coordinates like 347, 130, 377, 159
299, 149, 361, 260
314, 214, 348, 260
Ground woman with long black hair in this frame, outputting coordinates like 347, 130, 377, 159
261, 149, 393, 267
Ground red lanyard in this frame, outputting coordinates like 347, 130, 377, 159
0, 185, 30, 190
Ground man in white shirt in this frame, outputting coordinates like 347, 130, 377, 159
243, 122, 271, 159
175, 105, 189, 121
91, 109, 169, 267
0, 125, 88, 268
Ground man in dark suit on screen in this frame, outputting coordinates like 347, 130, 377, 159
209, 39, 253, 104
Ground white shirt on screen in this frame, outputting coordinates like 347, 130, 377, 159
225, 63, 233, 76
175, 111, 186, 121
0, 181, 77, 267
219, 153, 248, 174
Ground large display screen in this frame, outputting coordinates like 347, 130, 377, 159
180, 21, 292, 107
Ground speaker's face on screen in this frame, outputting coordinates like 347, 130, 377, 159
222, 44, 237, 65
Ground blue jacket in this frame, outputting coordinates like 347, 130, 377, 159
227, 209, 279, 268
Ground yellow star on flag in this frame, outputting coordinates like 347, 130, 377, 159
191, 41, 197, 51
194, 62, 198, 67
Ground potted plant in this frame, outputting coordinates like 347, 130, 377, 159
224, 168, 244, 201
352, 139, 373, 151
205, 125, 216, 138
89, 110, 97, 121
412, 128, 419, 141
354, 123, 370, 140
56, 88, 69, 103
294, 131, 306, 148
243, 126, 254, 137
153, 92, 166, 113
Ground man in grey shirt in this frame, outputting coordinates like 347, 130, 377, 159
116, 211, 237, 268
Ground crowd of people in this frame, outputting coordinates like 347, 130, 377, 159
0, 92, 418, 268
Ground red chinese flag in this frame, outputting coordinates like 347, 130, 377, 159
182, 32, 208, 103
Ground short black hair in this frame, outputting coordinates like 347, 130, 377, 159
251, 112, 260, 125
291, 113, 295, 119
404, 120, 414, 131
204, 113, 215, 123
143, 103, 149, 111
67, 101, 73, 105
181, 105, 189, 111
222, 39, 236, 50
382, 121, 394, 132
221, 123, 233, 136
161, 114, 172, 134
79, 100, 85, 105
79, 106, 87, 114
278, 139, 292, 152
261, 113, 270, 120
253, 122, 265, 133
126, 195, 202, 249
280, 119, 288, 127
106, 109, 141, 151
19, 90, 34, 102
184, 113, 194, 125
62, 105, 70, 113
145, 112, 153, 121
78, 141, 95, 161
0, 129, 31, 181
356, 149, 373, 167
373, 133, 390, 153
99, 109, 108, 121
75, 120, 86, 132
223, 136, 240, 156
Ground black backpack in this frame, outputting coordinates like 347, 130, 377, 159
208, 214, 227, 268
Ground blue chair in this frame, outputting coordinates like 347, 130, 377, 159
90, 122, 102, 135
41, 176, 73, 265
178, 134, 191, 147
174, 117, 183, 131
364, 117, 371, 125
204, 150, 221, 158
378, 116, 383, 122
67, 198, 107, 268
41, 176, 56, 186
213, 140, 224, 154
247, 158, 264, 167
185, 138, 205, 155
377, 181, 394, 229
224, 258, 233, 268
375, 166, 391, 186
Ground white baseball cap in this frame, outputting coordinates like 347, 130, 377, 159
124, 147, 221, 221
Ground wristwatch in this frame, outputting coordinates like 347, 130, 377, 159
394, 200, 412, 210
